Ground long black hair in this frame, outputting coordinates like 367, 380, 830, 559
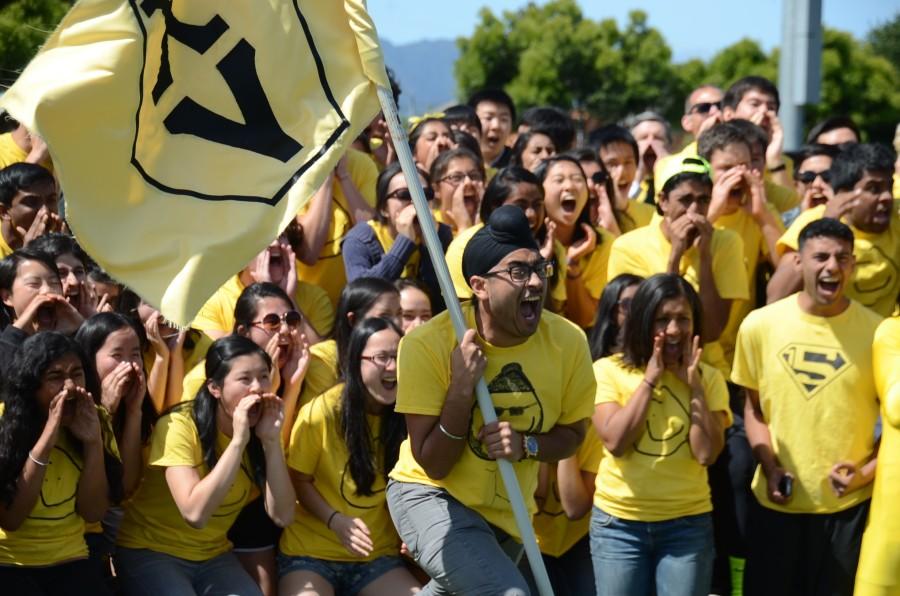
75, 312, 156, 441
332, 277, 399, 377
0, 332, 123, 505
588, 273, 644, 360
621, 274, 703, 369
339, 317, 406, 496
191, 335, 271, 488
0, 248, 61, 329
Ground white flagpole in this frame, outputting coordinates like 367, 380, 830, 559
376, 85, 555, 596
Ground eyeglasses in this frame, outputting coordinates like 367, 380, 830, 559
440, 171, 484, 185
251, 310, 303, 333
386, 187, 436, 201
483, 260, 554, 283
688, 101, 721, 115
797, 169, 831, 184
591, 170, 609, 186
360, 352, 398, 367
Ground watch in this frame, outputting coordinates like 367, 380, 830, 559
522, 434, 539, 460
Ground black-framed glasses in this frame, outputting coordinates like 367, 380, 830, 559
688, 101, 721, 115
591, 170, 609, 186
360, 352, 398, 367
797, 169, 832, 184
386, 187, 435, 201
251, 310, 303, 333
483, 260, 554, 283
440, 170, 484, 185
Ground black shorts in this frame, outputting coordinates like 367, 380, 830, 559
227, 497, 282, 552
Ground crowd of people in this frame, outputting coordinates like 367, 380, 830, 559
0, 70, 898, 596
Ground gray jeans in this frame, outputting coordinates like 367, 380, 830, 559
115, 547, 262, 596
386, 480, 530, 596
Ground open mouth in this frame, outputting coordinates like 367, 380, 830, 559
268, 248, 285, 282
560, 194, 579, 215
36, 303, 56, 329
484, 134, 500, 148
809, 193, 827, 207
817, 276, 840, 297
663, 338, 682, 361
381, 376, 397, 391
617, 183, 630, 196
520, 295, 542, 324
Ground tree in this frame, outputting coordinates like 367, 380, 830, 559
867, 12, 900, 74
0, 0, 71, 88
454, 2, 683, 125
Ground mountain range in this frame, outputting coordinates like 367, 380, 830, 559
380, 37, 460, 118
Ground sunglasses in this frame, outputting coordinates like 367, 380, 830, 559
688, 101, 722, 115
251, 310, 303, 333
796, 170, 831, 184
386, 187, 435, 201
592, 170, 609, 186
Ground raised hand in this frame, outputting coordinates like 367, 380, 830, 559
232, 393, 263, 447
644, 332, 665, 387
100, 360, 135, 414
253, 393, 284, 446
65, 386, 102, 446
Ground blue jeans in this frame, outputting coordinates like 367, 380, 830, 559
115, 547, 262, 596
386, 480, 529, 596
589, 507, 714, 596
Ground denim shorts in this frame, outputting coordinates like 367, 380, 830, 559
276, 552, 404, 595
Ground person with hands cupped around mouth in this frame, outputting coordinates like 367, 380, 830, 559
0, 332, 116, 596
0, 248, 85, 373
386, 205, 596, 596
113, 335, 296, 596
590, 274, 731, 596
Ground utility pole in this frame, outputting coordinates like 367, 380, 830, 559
778, 0, 823, 151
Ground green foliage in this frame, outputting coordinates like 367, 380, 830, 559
867, 12, 900, 74
0, 0, 71, 87
455, 1, 900, 142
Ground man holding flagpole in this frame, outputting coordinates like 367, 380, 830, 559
387, 205, 595, 595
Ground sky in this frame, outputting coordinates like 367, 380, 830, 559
368, 0, 900, 61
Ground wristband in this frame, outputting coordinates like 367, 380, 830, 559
438, 422, 465, 441
326, 510, 339, 529
28, 451, 49, 466
641, 378, 656, 390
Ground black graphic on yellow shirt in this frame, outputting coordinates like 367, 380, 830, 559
467, 362, 544, 460
339, 437, 386, 510
210, 462, 251, 519
633, 384, 690, 458
853, 243, 899, 307
779, 344, 849, 398
32, 445, 80, 521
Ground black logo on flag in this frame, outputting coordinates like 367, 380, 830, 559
128, 0, 350, 204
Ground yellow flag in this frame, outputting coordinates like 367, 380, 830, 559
0, 0, 388, 326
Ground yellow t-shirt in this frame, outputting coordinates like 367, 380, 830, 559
142, 331, 212, 396
296, 148, 379, 307
181, 360, 207, 404
731, 295, 882, 514
280, 385, 399, 561
776, 201, 900, 317
714, 205, 784, 364
764, 178, 800, 213
300, 339, 340, 409
116, 405, 258, 561
532, 430, 604, 557
581, 226, 616, 302
606, 214, 749, 375
367, 220, 420, 279
593, 355, 731, 522
618, 200, 656, 234
446, 223, 568, 314
192, 273, 335, 341
389, 304, 596, 538
0, 232, 12, 259
855, 317, 900, 595
0, 432, 89, 566
0, 132, 53, 172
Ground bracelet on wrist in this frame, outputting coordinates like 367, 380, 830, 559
28, 451, 49, 466
438, 422, 465, 441
326, 510, 339, 529
641, 378, 656, 390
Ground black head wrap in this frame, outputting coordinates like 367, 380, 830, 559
462, 205, 539, 287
